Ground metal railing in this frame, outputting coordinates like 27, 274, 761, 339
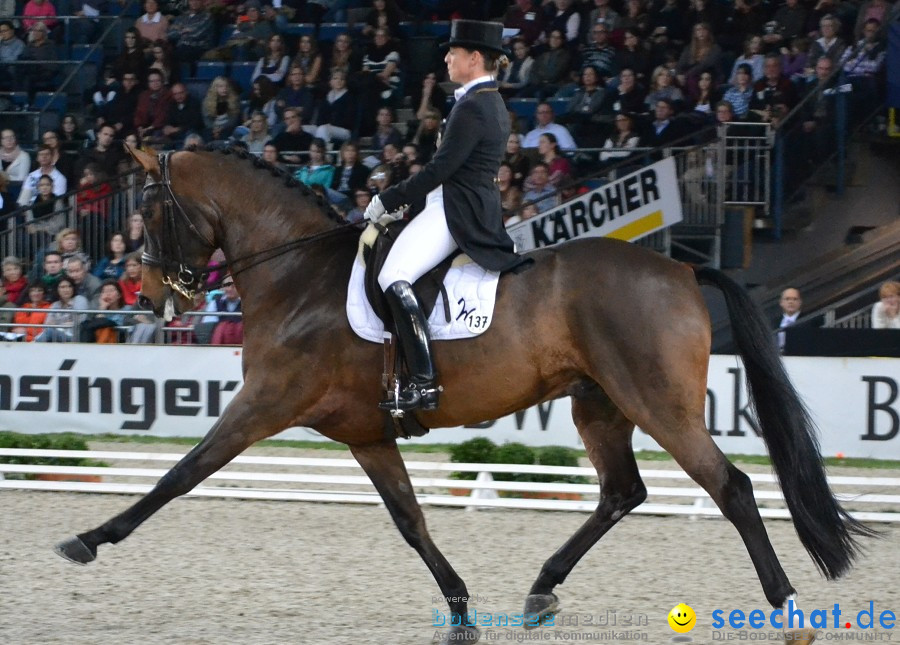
832, 309, 873, 329
1, 306, 134, 342
537, 124, 770, 267
0, 307, 242, 344
522, 125, 765, 267
721, 122, 774, 209
817, 281, 884, 329
0, 168, 142, 263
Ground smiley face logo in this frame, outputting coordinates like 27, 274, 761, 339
668, 603, 696, 633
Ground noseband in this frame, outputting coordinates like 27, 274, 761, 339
141, 151, 217, 300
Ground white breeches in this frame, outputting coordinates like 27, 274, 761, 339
378, 186, 459, 292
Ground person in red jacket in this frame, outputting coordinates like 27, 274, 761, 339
118, 253, 142, 306
2, 256, 29, 305
10, 282, 51, 341
76, 164, 113, 219
75, 163, 114, 259
134, 69, 173, 143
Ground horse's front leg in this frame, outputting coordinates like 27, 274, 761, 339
55, 390, 286, 564
350, 441, 480, 644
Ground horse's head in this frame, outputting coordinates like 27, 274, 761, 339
130, 146, 219, 318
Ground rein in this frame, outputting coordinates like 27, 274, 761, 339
141, 151, 361, 299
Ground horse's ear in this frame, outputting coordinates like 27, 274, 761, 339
126, 143, 160, 175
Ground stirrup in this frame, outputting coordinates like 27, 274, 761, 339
379, 381, 442, 416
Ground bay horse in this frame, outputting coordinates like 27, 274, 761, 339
56, 147, 871, 644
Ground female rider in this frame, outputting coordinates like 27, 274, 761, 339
363, 20, 529, 412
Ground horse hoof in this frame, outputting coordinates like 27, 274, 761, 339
436, 624, 480, 644
785, 628, 817, 644
54, 536, 96, 565
522, 592, 559, 629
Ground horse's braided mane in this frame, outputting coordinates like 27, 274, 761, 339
186, 143, 347, 226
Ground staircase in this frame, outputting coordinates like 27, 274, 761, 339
708, 139, 900, 351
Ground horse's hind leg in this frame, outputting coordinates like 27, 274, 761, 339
350, 440, 480, 644
56, 390, 286, 564
650, 423, 799, 606
640, 416, 815, 643
524, 388, 646, 626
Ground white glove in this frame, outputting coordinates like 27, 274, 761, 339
364, 195, 386, 222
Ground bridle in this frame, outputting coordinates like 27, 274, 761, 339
139, 150, 362, 302
141, 151, 217, 300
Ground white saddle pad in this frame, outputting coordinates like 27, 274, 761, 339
346, 225, 501, 343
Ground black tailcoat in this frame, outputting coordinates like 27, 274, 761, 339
378, 80, 526, 273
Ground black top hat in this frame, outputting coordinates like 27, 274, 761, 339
444, 19, 507, 56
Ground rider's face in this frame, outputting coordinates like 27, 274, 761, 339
445, 46, 475, 84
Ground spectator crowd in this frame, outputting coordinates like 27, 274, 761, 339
0, 0, 895, 344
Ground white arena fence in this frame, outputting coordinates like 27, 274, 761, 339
2, 448, 899, 523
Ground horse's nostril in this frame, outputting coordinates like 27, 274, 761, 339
138, 295, 152, 310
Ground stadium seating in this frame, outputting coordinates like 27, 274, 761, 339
318, 23, 350, 42
397, 21, 451, 38
281, 23, 316, 39
547, 97, 569, 116
71, 44, 105, 67
507, 98, 539, 121
33, 92, 67, 113
195, 61, 227, 81
6, 92, 29, 109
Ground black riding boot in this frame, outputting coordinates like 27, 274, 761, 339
379, 280, 441, 412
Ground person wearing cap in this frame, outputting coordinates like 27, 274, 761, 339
362, 19, 530, 413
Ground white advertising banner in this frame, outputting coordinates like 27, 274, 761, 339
1, 345, 898, 459
505, 157, 683, 251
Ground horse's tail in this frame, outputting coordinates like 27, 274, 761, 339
693, 265, 876, 580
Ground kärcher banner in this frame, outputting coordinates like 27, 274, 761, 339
506, 157, 683, 251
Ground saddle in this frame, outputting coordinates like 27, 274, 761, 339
361, 220, 458, 327
361, 220, 460, 440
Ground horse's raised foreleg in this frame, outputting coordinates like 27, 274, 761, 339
55, 392, 282, 564
350, 440, 480, 644
524, 391, 645, 627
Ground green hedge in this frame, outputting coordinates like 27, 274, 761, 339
0, 432, 107, 479
449, 438, 588, 484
